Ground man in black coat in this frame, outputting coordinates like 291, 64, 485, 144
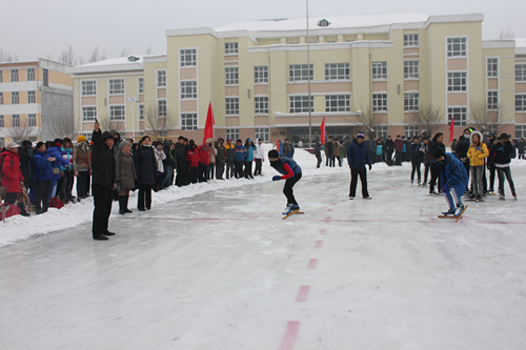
91, 121, 116, 241
384, 135, 394, 165
174, 136, 188, 187
454, 127, 472, 192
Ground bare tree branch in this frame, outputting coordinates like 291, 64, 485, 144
499, 25, 515, 39
120, 46, 132, 57
58, 45, 75, 65
143, 106, 177, 139
0, 49, 19, 62
469, 100, 506, 135
354, 106, 384, 140
410, 104, 444, 138
4, 121, 38, 142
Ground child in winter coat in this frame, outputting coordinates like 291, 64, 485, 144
1, 142, 30, 216
186, 140, 199, 184
466, 131, 489, 201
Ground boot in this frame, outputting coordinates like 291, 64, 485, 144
124, 196, 132, 213
119, 196, 126, 215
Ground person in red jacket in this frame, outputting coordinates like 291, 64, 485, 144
186, 140, 199, 184
1, 142, 29, 216
197, 142, 210, 183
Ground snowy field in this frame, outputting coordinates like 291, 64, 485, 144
1, 148, 526, 349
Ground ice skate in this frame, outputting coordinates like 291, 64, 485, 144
282, 203, 293, 215
499, 194, 505, 201
513, 192, 518, 200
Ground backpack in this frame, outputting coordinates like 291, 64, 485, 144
49, 197, 64, 209
1, 202, 21, 222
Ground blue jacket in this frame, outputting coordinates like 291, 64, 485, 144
282, 143, 295, 158
347, 139, 371, 170
271, 157, 302, 179
47, 146, 71, 179
32, 151, 54, 182
235, 144, 247, 162
438, 153, 468, 187
245, 145, 256, 162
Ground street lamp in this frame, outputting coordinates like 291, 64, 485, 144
306, 0, 312, 148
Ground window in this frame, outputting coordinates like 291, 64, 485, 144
289, 96, 313, 113
11, 69, 18, 82
516, 94, 526, 112
289, 64, 313, 81
372, 62, 387, 80
404, 34, 419, 47
254, 66, 268, 83
225, 42, 238, 54
0, 92, 3, 104
0, 138, 3, 149
27, 91, 36, 104
109, 79, 124, 95
516, 124, 526, 139
11, 92, 19, 104
255, 127, 269, 142
404, 125, 419, 138
404, 93, 419, 112
12, 115, 20, 127
181, 113, 197, 131
180, 48, 197, 67
516, 64, 526, 82
325, 63, 350, 80
27, 68, 35, 81
81, 81, 96, 96
43, 69, 48, 86
139, 104, 144, 120
325, 95, 351, 112
0, 71, 2, 82
109, 105, 125, 121
180, 81, 197, 99
487, 91, 498, 110
448, 72, 467, 91
0, 116, 3, 127
375, 125, 388, 139
447, 37, 467, 57
82, 106, 97, 122
225, 67, 239, 85
448, 107, 467, 126
372, 93, 387, 112
157, 70, 166, 87
28, 114, 36, 127
255, 96, 269, 114
226, 128, 239, 141
158, 100, 166, 117
487, 58, 498, 77
404, 61, 419, 79
226, 97, 239, 115
138, 78, 144, 94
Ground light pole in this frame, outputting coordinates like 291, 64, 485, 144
306, 0, 312, 148
126, 97, 139, 139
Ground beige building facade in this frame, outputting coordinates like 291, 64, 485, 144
69, 13, 526, 144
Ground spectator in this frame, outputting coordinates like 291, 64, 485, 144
393, 135, 404, 166
225, 139, 236, 179
73, 135, 91, 200
384, 135, 394, 166
174, 136, 188, 187
254, 138, 264, 176
215, 138, 226, 180
1, 142, 30, 216
282, 139, 295, 159
186, 140, 199, 184
161, 140, 175, 189
244, 138, 256, 179
134, 136, 157, 211
32, 142, 54, 214
115, 140, 137, 215
60, 137, 75, 203
234, 139, 247, 178
208, 142, 217, 180
346, 132, 372, 200
325, 137, 334, 167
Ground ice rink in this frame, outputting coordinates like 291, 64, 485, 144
1, 151, 526, 349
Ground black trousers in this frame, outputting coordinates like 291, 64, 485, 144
226, 161, 234, 179
349, 168, 369, 198
198, 163, 207, 183
254, 159, 262, 176
77, 171, 89, 198
138, 185, 152, 210
244, 161, 253, 179
92, 184, 113, 239
60, 170, 74, 202
411, 162, 421, 182
316, 155, 322, 168
423, 162, 430, 184
234, 161, 243, 178
188, 166, 198, 184
429, 163, 441, 193
35, 180, 52, 212
283, 172, 302, 205
216, 163, 225, 179
176, 163, 188, 186
488, 165, 496, 190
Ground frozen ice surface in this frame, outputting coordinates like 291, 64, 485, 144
1, 149, 526, 349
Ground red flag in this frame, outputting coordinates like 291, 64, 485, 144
320, 116, 326, 145
203, 102, 215, 143
448, 117, 455, 144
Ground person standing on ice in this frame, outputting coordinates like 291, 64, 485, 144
268, 149, 302, 215
346, 132, 372, 200
91, 121, 117, 240
433, 148, 468, 216
466, 131, 489, 202
254, 138, 264, 176
491, 133, 517, 200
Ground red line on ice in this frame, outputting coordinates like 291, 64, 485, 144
279, 321, 300, 350
319, 229, 327, 235
315, 241, 323, 248
295, 285, 310, 302
307, 259, 318, 270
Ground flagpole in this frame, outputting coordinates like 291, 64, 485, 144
306, 0, 312, 148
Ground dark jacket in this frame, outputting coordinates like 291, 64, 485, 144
455, 135, 470, 160
384, 139, 394, 153
324, 141, 333, 157
428, 141, 445, 162
174, 143, 188, 167
271, 157, 302, 179
282, 143, 295, 158
410, 142, 424, 163
225, 142, 236, 162
19, 146, 35, 187
393, 139, 404, 152
163, 141, 176, 168
115, 150, 137, 189
134, 145, 157, 186
491, 140, 513, 165
91, 130, 116, 189
346, 139, 371, 170
32, 150, 54, 182
215, 143, 226, 165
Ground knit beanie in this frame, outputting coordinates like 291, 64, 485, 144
78, 135, 86, 143
119, 140, 130, 151
357, 132, 365, 139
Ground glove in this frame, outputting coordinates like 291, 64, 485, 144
272, 175, 281, 181
368, 164, 372, 171
442, 183, 450, 192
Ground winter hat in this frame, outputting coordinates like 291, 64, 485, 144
469, 131, 484, 145
102, 131, 113, 141
498, 133, 508, 141
119, 140, 130, 151
6, 142, 20, 149
63, 137, 72, 145
78, 135, 86, 143
357, 132, 365, 139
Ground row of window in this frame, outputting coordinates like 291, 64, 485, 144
0, 114, 37, 127
0, 91, 36, 104
0, 68, 36, 83
81, 77, 149, 96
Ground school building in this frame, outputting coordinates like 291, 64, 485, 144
69, 13, 526, 144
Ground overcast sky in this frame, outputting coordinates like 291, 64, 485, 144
2, 0, 525, 63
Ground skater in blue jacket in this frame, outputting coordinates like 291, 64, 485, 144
434, 148, 468, 216
268, 149, 302, 215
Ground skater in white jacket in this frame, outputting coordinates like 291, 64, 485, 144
254, 138, 265, 176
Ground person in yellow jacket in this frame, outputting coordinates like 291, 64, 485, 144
466, 130, 489, 201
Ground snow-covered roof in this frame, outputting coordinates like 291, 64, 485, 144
69, 54, 167, 75
516, 38, 526, 55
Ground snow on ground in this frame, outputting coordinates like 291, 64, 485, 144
1, 148, 526, 349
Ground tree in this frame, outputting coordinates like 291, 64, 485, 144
4, 121, 38, 142
145, 45, 153, 55
59, 45, 75, 65
354, 106, 384, 140
469, 100, 506, 135
88, 46, 106, 63
0, 49, 18, 62
120, 46, 132, 57
409, 104, 444, 138
143, 106, 177, 139
500, 25, 515, 40
48, 112, 77, 140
